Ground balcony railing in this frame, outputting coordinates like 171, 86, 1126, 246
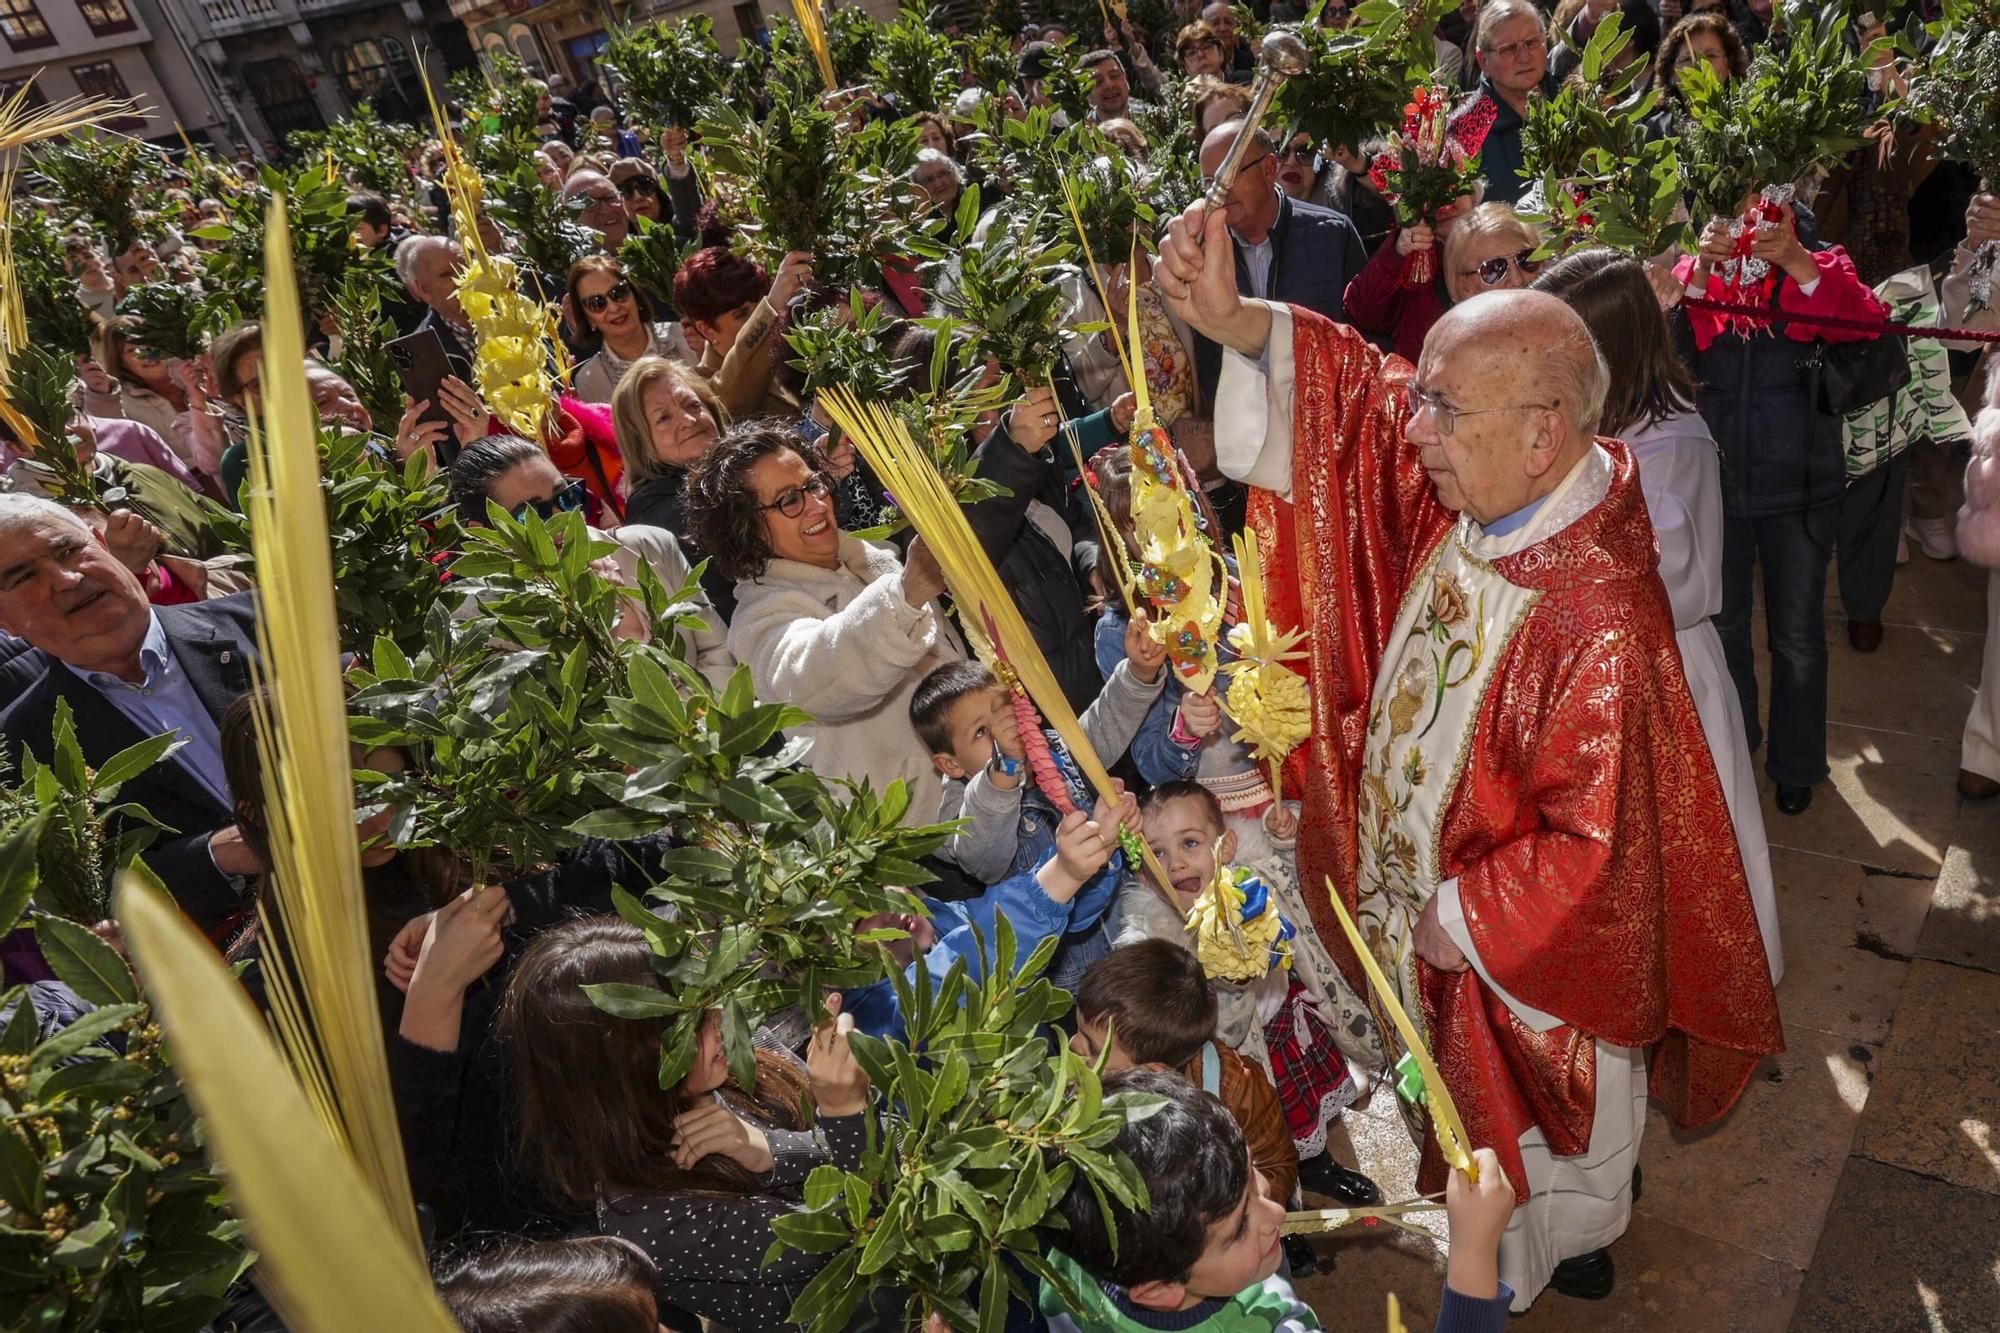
199, 0, 284, 33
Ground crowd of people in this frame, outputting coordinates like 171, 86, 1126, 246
2, 0, 1997, 1329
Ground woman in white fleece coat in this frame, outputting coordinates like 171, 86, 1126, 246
684, 427, 964, 824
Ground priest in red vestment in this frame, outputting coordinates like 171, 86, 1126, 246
1156, 203, 1783, 1311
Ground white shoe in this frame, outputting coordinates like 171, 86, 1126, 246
1907, 515, 1958, 560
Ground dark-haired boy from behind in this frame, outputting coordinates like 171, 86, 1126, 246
1041, 1069, 1518, 1332
1072, 941, 1299, 1204
1074, 939, 1328, 1278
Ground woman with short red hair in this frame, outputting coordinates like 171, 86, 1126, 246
672, 229, 813, 421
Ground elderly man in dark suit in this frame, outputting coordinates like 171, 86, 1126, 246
1188, 120, 1371, 407
0, 494, 260, 934
1186, 119, 1370, 533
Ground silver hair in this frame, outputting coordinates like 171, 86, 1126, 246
0, 493, 91, 541
393, 233, 459, 291
913, 148, 964, 183
1545, 319, 1611, 440
1475, 0, 1545, 51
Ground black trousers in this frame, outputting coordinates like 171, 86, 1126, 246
1837, 451, 1911, 625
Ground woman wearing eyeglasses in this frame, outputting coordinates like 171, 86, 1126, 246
1174, 20, 1225, 78
444, 434, 734, 688
566, 256, 696, 405
683, 426, 964, 825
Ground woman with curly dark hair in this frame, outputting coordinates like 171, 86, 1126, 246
672, 222, 814, 420
682, 426, 963, 823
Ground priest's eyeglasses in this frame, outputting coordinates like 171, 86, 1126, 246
1405, 384, 1555, 436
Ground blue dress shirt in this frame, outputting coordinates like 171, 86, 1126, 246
65, 612, 230, 805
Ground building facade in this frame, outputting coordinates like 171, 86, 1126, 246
0, 0, 230, 147
175, 0, 474, 151
449, 0, 904, 102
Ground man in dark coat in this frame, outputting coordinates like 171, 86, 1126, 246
1188, 122, 1371, 410
0, 495, 260, 935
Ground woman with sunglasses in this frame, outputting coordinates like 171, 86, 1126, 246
683, 426, 964, 821
445, 434, 733, 686
1531, 247, 1782, 983
567, 255, 695, 405
1441, 203, 1544, 304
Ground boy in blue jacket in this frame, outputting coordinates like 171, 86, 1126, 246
842, 790, 1131, 1040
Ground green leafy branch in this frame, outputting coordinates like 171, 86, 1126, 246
604, 16, 728, 130
785, 287, 912, 403
1276, 0, 1454, 157
767, 914, 1166, 1333
1675, 0, 1883, 224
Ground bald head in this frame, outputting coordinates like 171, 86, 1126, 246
1199, 120, 1281, 241
1406, 290, 1607, 524
1430, 290, 1605, 434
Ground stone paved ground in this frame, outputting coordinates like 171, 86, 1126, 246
1291, 550, 2000, 1331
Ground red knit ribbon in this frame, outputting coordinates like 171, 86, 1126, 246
1679, 296, 2000, 345
1011, 688, 1078, 815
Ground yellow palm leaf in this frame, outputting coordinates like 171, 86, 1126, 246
238, 196, 423, 1249
792, 0, 839, 92
819, 386, 1177, 900
1321, 874, 1479, 1182
115, 870, 460, 1332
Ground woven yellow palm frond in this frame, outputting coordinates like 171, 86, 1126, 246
818, 386, 1176, 897
415, 58, 556, 441
1388, 1292, 1410, 1333
1187, 857, 1286, 985
1321, 874, 1479, 1183
792, 0, 839, 92
116, 870, 460, 1332
1223, 528, 1310, 803
1050, 221, 1228, 696
239, 196, 424, 1251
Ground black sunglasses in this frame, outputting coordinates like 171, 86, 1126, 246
617, 176, 660, 198
513, 478, 589, 521
582, 280, 635, 314
1469, 248, 1544, 286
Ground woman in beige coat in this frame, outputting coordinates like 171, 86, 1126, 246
682, 426, 964, 826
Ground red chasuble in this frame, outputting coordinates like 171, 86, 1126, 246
1246, 308, 1783, 1201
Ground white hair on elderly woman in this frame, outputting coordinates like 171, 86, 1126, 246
913, 148, 964, 184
